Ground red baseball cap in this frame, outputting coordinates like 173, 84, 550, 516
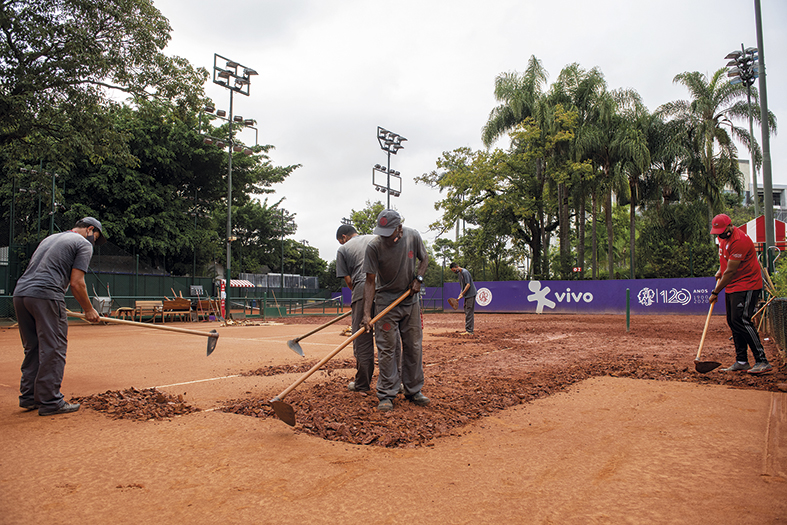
710, 214, 731, 234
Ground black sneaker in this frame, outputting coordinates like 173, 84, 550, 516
377, 399, 394, 412
405, 392, 430, 406
20, 402, 40, 411
39, 402, 80, 416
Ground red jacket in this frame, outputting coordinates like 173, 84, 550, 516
719, 226, 761, 292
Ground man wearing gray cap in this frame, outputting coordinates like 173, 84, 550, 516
362, 209, 430, 412
13, 217, 107, 416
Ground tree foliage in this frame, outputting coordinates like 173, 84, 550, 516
420, 57, 765, 282
0, 0, 208, 167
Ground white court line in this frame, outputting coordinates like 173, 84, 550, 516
154, 375, 241, 389
223, 337, 337, 347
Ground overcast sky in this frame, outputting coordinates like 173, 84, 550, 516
155, 0, 787, 265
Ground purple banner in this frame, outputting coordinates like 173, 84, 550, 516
341, 277, 721, 315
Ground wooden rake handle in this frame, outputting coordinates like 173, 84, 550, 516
271, 289, 412, 402
291, 310, 352, 343
67, 310, 219, 339
696, 301, 715, 361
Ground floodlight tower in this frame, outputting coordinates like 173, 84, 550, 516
374, 126, 406, 208
725, 44, 760, 216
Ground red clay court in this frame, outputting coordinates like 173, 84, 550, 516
1, 312, 785, 524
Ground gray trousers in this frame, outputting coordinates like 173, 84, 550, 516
351, 299, 401, 391
375, 299, 423, 401
464, 296, 475, 333
351, 299, 375, 391
14, 296, 69, 411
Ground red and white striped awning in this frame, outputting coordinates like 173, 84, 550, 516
739, 215, 787, 250
221, 279, 255, 288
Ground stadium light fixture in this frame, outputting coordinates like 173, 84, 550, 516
725, 43, 760, 216
374, 126, 406, 208
210, 53, 260, 311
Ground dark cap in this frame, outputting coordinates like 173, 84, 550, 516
373, 209, 403, 236
710, 214, 731, 235
80, 217, 107, 246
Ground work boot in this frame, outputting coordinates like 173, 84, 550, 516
348, 382, 368, 392
748, 362, 773, 375
405, 392, 430, 406
377, 399, 394, 412
722, 362, 751, 372
19, 402, 40, 411
39, 402, 80, 416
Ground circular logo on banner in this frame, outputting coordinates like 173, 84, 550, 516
476, 287, 492, 307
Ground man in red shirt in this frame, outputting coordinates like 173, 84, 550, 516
708, 214, 772, 374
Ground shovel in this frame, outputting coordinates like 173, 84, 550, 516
270, 289, 411, 426
67, 310, 219, 356
694, 301, 721, 373
286, 310, 352, 357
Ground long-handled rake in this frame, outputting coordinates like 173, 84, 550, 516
286, 310, 352, 357
67, 310, 219, 356
695, 301, 721, 373
270, 289, 411, 426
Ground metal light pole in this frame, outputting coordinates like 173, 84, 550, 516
300, 239, 308, 289
754, 0, 776, 271
726, 44, 759, 216
210, 53, 258, 312
375, 126, 406, 208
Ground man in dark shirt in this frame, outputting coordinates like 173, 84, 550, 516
14, 217, 106, 415
450, 262, 477, 334
362, 210, 429, 412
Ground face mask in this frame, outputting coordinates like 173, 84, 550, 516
85, 229, 96, 245
718, 230, 731, 240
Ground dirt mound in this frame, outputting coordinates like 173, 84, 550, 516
73, 387, 200, 421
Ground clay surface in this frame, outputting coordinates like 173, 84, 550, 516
1, 312, 785, 523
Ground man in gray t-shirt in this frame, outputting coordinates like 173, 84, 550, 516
13, 217, 106, 416
336, 225, 377, 392
362, 210, 429, 412
450, 262, 476, 334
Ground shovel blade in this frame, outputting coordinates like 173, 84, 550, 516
207, 330, 219, 356
287, 339, 305, 357
694, 359, 721, 374
270, 398, 296, 426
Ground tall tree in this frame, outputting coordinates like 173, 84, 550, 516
0, 0, 207, 167
657, 68, 776, 218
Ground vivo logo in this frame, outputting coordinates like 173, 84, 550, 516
554, 289, 594, 303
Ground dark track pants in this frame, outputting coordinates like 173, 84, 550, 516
725, 289, 767, 364
14, 296, 69, 411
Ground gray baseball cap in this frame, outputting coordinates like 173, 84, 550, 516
79, 217, 108, 246
373, 209, 403, 236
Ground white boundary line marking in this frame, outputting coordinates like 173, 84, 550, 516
154, 375, 241, 389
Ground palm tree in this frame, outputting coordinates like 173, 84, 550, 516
550, 64, 607, 278
482, 55, 555, 278
482, 55, 549, 148
657, 68, 776, 218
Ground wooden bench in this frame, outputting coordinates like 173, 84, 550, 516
162, 298, 191, 322
134, 300, 164, 323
